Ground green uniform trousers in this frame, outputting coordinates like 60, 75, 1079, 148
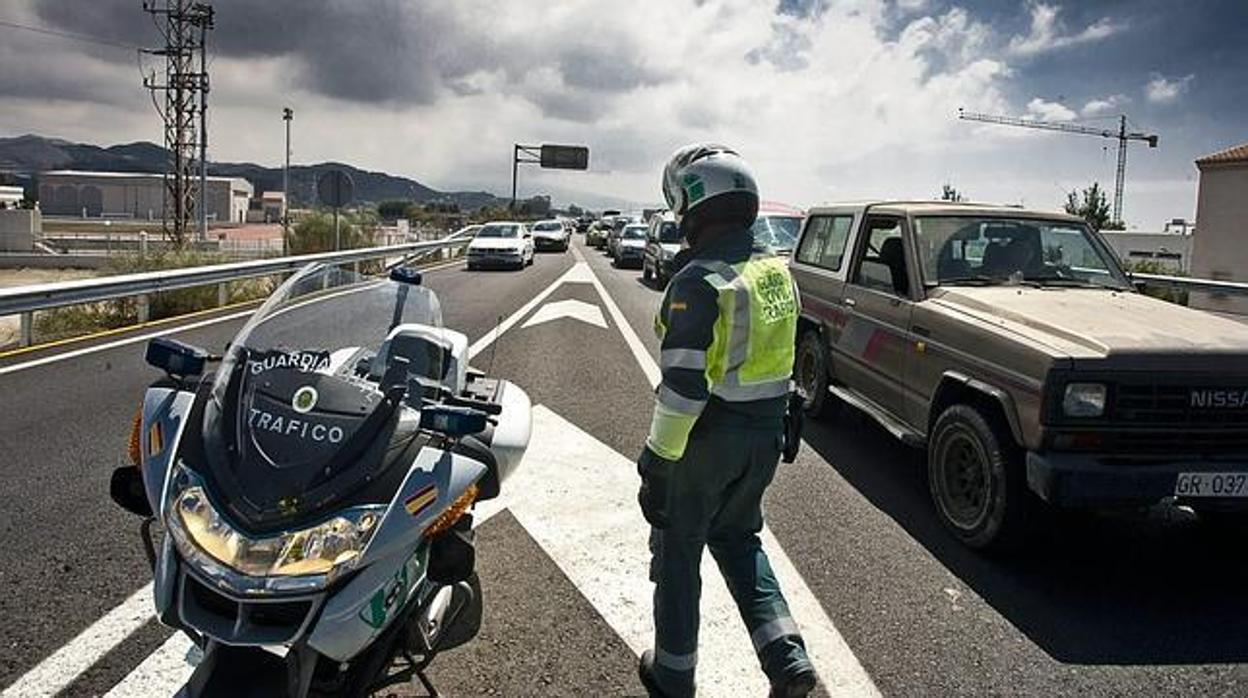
648, 419, 811, 696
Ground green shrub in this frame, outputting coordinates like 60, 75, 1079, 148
289, 211, 379, 254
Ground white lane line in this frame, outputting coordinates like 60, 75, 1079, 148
1, 583, 154, 698
576, 248, 880, 696
577, 246, 661, 387
102, 633, 199, 698
467, 261, 585, 359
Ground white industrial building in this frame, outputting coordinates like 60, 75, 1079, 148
1101, 230, 1193, 273
37, 170, 253, 224
1188, 143, 1248, 315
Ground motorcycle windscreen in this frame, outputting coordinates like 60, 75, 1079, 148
198, 263, 448, 531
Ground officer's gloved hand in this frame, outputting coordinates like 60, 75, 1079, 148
637, 447, 675, 529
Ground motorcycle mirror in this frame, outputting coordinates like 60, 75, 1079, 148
109, 466, 153, 517
145, 337, 210, 378
420, 405, 488, 436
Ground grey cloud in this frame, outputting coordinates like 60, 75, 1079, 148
589, 125, 678, 173
34, 0, 459, 105
30, 0, 671, 119
557, 42, 666, 92
525, 87, 609, 124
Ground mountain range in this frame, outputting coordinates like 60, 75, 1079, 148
0, 134, 508, 210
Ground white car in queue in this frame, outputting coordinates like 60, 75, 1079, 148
613, 223, 648, 269
466, 221, 535, 270
531, 219, 571, 252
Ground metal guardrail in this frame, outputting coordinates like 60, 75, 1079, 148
0, 237, 469, 347
1130, 272, 1248, 296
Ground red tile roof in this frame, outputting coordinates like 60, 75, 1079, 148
1196, 142, 1248, 166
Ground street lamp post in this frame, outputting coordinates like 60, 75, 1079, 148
282, 107, 293, 256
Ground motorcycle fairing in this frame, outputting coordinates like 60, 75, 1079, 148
200, 355, 420, 533
309, 447, 485, 661
140, 384, 197, 517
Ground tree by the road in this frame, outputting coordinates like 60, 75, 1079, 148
377, 199, 412, 221
1064, 182, 1124, 231
290, 210, 379, 253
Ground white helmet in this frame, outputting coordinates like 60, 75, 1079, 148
661, 143, 759, 230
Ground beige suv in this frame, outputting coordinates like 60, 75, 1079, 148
791, 201, 1248, 551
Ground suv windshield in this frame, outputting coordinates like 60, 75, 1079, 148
533, 221, 562, 231
751, 215, 802, 251
623, 225, 647, 240
659, 222, 681, 243
914, 216, 1131, 290
477, 224, 519, 238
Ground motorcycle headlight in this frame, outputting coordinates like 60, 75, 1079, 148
1062, 382, 1107, 418
166, 470, 383, 581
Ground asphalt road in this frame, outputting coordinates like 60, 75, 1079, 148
2, 236, 1247, 696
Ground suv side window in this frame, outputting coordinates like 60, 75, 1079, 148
796, 215, 853, 271
851, 217, 909, 297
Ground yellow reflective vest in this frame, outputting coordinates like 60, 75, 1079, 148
647, 235, 799, 461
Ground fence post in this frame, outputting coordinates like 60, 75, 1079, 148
139, 231, 148, 258
19, 312, 33, 347
137, 294, 150, 323
218, 282, 229, 307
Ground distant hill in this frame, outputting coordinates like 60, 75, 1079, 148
0, 134, 507, 210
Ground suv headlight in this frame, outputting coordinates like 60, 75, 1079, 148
1062, 382, 1107, 417
166, 466, 383, 581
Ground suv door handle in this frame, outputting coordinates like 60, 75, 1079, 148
843, 297, 857, 308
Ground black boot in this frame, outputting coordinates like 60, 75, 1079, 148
769, 666, 817, 698
638, 650, 675, 698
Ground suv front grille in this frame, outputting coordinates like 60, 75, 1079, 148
1114, 383, 1248, 426
1048, 374, 1248, 456
1098, 430, 1248, 455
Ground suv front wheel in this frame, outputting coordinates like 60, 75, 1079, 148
928, 405, 1030, 552
796, 331, 831, 418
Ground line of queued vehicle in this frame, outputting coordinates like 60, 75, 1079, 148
587, 202, 806, 287
462, 217, 572, 271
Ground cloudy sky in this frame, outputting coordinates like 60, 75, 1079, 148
1, 0, 1245, 228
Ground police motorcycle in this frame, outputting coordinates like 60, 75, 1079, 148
109, 262, 531, 697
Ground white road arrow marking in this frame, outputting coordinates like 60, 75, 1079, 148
520, 298, 607, 330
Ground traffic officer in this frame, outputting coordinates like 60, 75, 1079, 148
637, 143, 816, 697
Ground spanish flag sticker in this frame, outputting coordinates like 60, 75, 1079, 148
404, 482, 438, 517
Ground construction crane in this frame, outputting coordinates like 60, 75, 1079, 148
958, 108, 1158, 226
